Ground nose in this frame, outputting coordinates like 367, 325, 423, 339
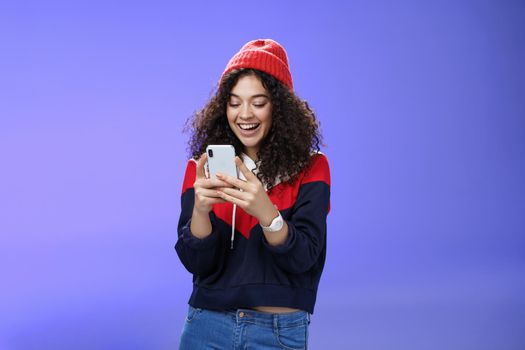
238, 103, 254, 120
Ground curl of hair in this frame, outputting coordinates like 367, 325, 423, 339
184, 68, 323, 189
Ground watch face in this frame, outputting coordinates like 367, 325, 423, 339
263, 213, 283, 232
273, 215, 284, 230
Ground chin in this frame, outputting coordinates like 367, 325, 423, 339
240, 141, 261, 150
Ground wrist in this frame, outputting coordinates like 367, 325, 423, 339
260, 211, 284, 233
193, 206, 211, 217
259, 207, 279, 227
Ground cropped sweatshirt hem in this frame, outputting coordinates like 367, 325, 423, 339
189, 284, 317, 314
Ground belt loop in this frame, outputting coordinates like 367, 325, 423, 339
273, 314, 279, 331
307, 312, 311, 324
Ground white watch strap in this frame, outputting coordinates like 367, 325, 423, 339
261, 212, 284, 232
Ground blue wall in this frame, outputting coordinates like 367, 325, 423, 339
1, 0, 524, 349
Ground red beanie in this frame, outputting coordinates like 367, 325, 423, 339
220, 39, 293, 91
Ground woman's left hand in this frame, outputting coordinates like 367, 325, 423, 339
215, 157, 279, 226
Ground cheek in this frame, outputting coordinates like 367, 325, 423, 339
260, 107, 272, 124
263, 114, 272, 127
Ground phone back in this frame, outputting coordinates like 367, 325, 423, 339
206, 145, 238, 179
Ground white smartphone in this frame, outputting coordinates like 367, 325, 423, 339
205, 145, 238, 179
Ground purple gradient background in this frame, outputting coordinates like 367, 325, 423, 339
1, 0, 524, 349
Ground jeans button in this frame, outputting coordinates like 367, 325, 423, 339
239, 312, 245, 318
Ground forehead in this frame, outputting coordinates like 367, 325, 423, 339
229, 74, 268, 98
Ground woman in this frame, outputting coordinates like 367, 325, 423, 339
175, 38, 330, 349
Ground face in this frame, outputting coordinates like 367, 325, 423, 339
226, 74, 272, 160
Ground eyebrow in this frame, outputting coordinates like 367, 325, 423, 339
229, 93, 269, 99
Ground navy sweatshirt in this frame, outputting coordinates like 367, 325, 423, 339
175, 152, 330, 314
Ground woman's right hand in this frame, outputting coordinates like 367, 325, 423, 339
193, 153, 232, 214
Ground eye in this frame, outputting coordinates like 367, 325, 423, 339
253, 103, 267, 108
228, 102, 240, 107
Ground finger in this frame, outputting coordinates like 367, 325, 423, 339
201, 178, 234, 189
197, 188, 224, 198
216, 189, 247, 207
216, 172, 248, 191
205, 197, 227, 205
196, 153, 208, 179
218, 187, 248, 201
235, 157, 257, 181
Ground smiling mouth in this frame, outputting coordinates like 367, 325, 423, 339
237, 123, 261, 131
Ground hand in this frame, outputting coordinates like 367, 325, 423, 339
215, 157, 279, 226
193, 153, 233, 214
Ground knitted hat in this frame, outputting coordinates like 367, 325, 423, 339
220, 39, 293, 91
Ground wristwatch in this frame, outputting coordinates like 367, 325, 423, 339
260, 212, 284, 233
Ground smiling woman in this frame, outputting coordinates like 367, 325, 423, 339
175, 39, 331, 349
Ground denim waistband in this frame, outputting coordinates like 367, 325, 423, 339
225, 308, 310, 328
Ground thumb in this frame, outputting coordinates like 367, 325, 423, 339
196, 153, 208, 179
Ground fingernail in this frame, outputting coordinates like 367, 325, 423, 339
216, 173, 222, 178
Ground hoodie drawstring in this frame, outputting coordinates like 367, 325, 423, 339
230, 203, 237, 249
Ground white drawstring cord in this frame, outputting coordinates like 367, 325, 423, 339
230, 203, 237, 249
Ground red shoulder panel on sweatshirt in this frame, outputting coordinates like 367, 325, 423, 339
265, 153, 331, 213
181, 159, 197, 194
302, 153, 331, 186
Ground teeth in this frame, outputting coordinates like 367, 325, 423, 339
238, 123, 260, 130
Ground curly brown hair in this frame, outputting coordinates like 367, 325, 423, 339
185, 68, 323, 188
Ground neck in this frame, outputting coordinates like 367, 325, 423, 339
244, 148, 258, 161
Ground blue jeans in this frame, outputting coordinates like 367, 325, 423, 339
178, 306, 311, 349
